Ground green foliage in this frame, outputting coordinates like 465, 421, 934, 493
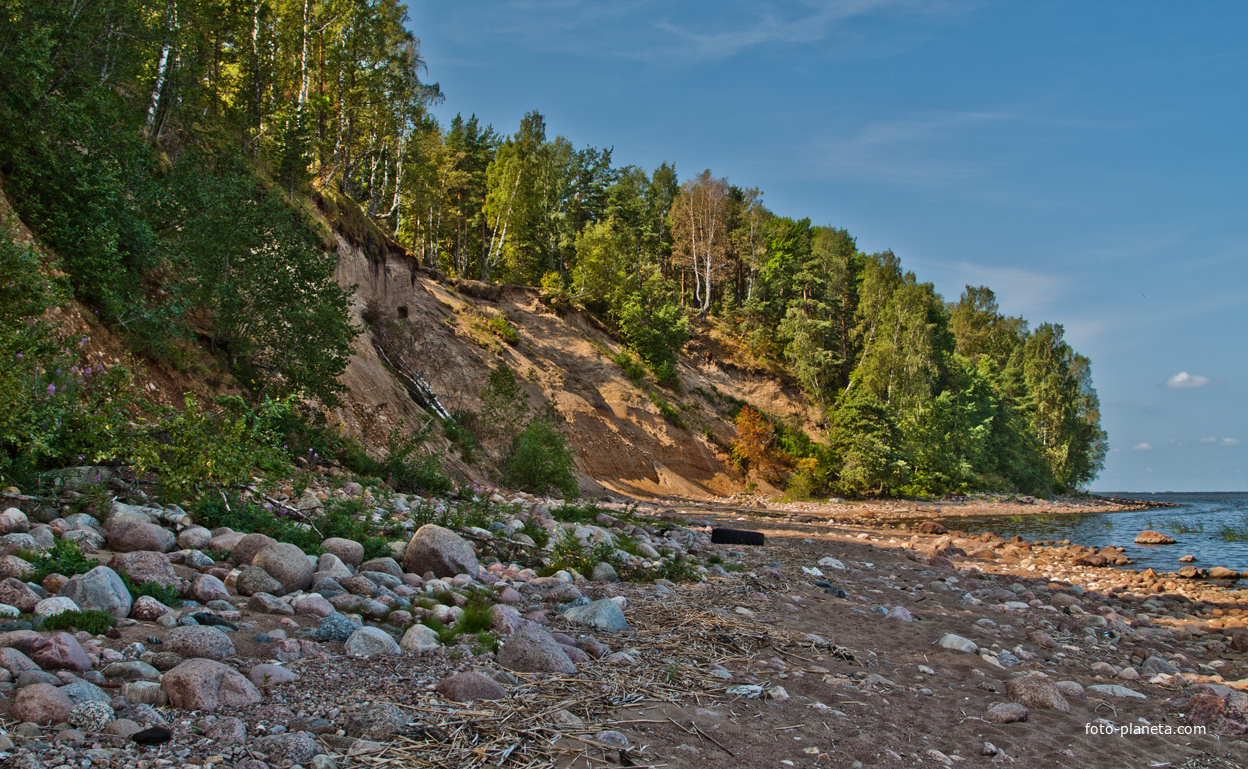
190, 494, 322, 554
120, 575, 181, 607
648, 393, 686, 430
549, 502, 604, 524
613, 351, 647, 385
376, 427, 452, 495
133, 395, 292, 501
16, 539, 96, 581
520, 519, 551, 548
41, 609, 116, 635
504, 419, 579, 497
827, 389, 909, 496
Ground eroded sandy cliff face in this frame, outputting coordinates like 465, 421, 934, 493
326, 218, 815, 499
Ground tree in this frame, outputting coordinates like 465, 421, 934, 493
670, 170, 729, 317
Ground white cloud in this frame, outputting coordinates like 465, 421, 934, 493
1224, 438, 1241, 447
1133, 443, 1152, 451
1201, 437, 1217, 443
1165, 371, 1210, 388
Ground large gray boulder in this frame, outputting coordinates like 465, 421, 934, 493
60, 566, 132, 619
403, 524, 478, 577
497, 623, 577, 674
343, 626, 401, 658
563, 599, 628, 631
252, 543, 314, 593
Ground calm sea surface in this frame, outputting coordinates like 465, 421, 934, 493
955, 492, 1248, 574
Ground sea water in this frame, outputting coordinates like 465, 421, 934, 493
958, 492, 1248, 574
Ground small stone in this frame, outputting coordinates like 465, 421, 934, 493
1087, 684, 1147, 699
986, 702, 1029, 723
252, 543, 315, 593
936, 634, 979, 654
434, 672, 507, 702
314, 613, 361, 643
69, 700, 115, 731
161, 659, 261, 710
1134, 531, 1176, 545
201, 715, 248, 743
1006, 675, 1070, 712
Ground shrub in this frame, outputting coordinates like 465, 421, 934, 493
648, 393, 685, 430
16, 539, 95, 582
503, 420, 578, 497
133, 394, 292, 501
378, 427, 451, 494
42, 609, 115, 635
121, 575, 181, 607
613, 352, 646, 385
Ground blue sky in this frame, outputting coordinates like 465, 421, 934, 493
408, 1, 1248, 492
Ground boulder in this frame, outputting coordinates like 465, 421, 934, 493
1006, 675, 1070, 712
13, 682, 74, 724
434, 671, 507, 702
0, 577, 41, 612
313, 613, 360, 643
60, 566, 132, 619
292, 594, 335, 618
33, 596, 79, 617
936, 634, 979, 654
399, 623, 442, 653
177, 526, 213, 551
316, 553, 353, 580
189, 574, 231, 603
358, 557, 403, 579
120, 680, 168, 707
247, 593, 294, 616
0, 554, 36, 580
402, 525, 478, 578
1134, 531, 1176, 545
248, 664, 296, 686
161, 658, 261, 711
562, 599, 629, 631
343, 626, 401, 658
167, 625, 236, 660
321, 538, 364, 568
1209, 567, 1241, 580
112, 551, 180, 588
254, 732, 321, 765
0, 645, 40, 673
236, 565, 286, 597
0, 507, 30, 534
252, 543, 314, 593
229, 533, 277, 567
497, 623, 577, 674
30, 632, 93, 672
107, 521, 176, 553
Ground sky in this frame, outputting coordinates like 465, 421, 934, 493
407, 1, 1248, 492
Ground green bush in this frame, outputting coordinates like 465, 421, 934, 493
16, 539, 95, 582
613, 352, 647, 385
133, 395, 292, 501
503, 420, 578, 497
42, 609, 116, 635
648, 393, 686, 429
377, 427, 451, 495
121, 575, 181, 607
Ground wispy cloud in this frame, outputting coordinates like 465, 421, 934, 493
435, 1, 980, 64
1165, 371, 1210, 388
1202, 437, 1241, 446
1133, 443, 1153, 451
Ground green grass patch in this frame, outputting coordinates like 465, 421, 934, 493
120, 575, 181, 607
42, 609, 115, 634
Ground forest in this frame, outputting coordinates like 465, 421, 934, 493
0, 0, 1107, 498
